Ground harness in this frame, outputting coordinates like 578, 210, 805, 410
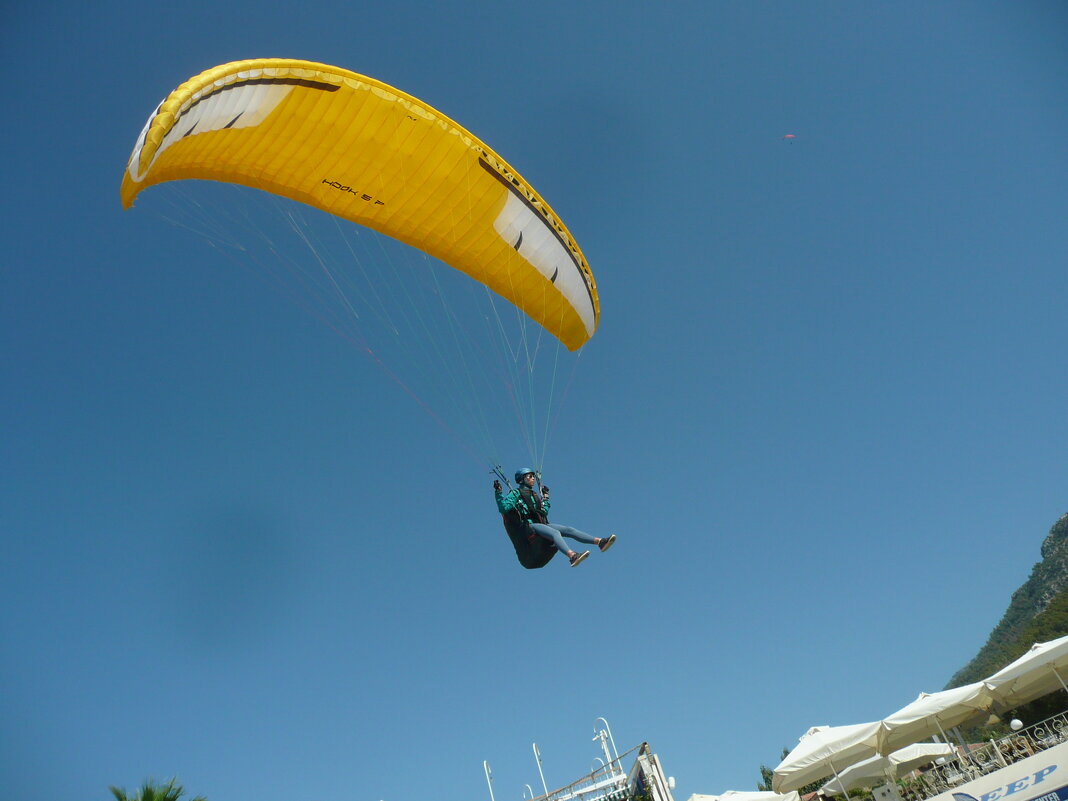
501, 510, 556, 569
510, 485, 548, 525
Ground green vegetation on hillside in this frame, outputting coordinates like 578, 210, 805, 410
948, 513, 1068, 688
949, 584, 1068, 688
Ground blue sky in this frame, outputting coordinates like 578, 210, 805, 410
4, 2, 1068, 800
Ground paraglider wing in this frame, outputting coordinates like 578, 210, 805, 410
121, 59, 598, 351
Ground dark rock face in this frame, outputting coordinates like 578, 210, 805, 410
1040, 513, 1068, 562
1022, 513, 1068, 614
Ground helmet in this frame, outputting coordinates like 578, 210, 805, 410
515, 468, 537, 484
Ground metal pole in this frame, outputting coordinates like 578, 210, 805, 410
534, 743, 549, 797
992, 739, 1008, 768
595, 718, 621, 775
827, 761, 846, 797
1051, 666, 1068, 694
593, 731, 613, 774
940, 721, 976, 768
484, 761, 496, 801
596, 718, 620, 763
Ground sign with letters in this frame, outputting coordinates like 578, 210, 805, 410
928, 742, 1068, 801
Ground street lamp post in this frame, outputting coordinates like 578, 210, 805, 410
534, 743, 549, 797
484, 761, 496, 801
594, 718, 621, 775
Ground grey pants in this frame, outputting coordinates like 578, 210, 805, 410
528, 523, 597, 554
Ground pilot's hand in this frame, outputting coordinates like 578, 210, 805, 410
493, 480, 502, 492
541, 485, 550, 497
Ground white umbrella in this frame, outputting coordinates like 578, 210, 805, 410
984, 635, 1068, 708
877, 682, 994, 755
772, 722, 882, 793
688, 792, 800, 801
820, 742, 956, 796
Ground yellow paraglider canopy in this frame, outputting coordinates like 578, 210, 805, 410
121, 59, 598, 351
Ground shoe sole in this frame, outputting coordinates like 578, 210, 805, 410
570, 550, 590, 567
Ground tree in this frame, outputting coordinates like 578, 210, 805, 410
756, 759, 778, 791
109, 777, 206, 801
757, 748, 823, 795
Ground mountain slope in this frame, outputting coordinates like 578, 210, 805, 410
947, 512, 1068, 688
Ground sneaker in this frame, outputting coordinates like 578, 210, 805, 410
569, 550, 590, 567
598, 534, 617, 552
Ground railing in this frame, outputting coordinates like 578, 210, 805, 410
897, 712, 1068, 801
527, 742, 677, 801
532, 744, 642, 801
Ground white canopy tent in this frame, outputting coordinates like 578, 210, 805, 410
877, 682, 994, 756
984, 635, 1068, 708
687, 791, 800, 801
819, 742, 956, 796
772, 722, 882, 793
772, 636, 1068, 799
